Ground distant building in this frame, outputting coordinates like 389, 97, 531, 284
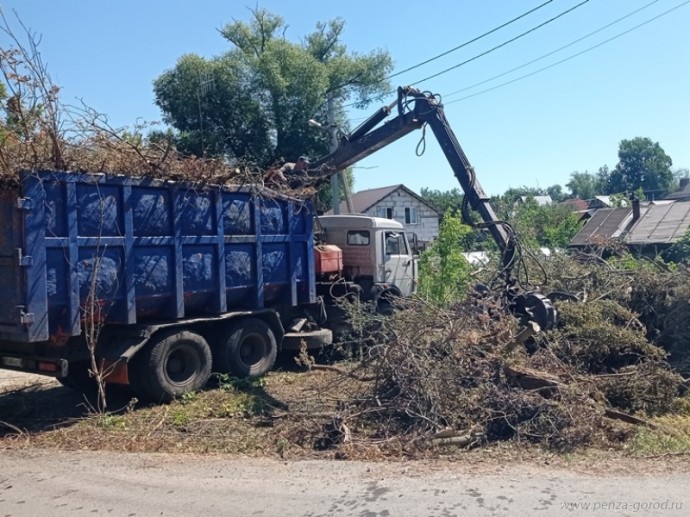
664, 177, 690, 201
559, 198, 589, 213
569, 199, 690, 256
559, 198, 591, 221
626, 201, 690, 256
568, 207, 633, 248
588, 196, 628, 209
328, 184, 440, 249
518, 195, 552, 206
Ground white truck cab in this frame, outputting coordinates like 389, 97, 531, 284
317, 215, 417, 298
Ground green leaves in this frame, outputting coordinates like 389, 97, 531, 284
608, 137, 674, 197
511, 199, 580, 249
418, 210, 473, 305
153, 8, 393, 169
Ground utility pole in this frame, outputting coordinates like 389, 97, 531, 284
327, 95, 340, 214
327, 94, 353, 214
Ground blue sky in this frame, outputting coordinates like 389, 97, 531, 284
2, 0, 688, 196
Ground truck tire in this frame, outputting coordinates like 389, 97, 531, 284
376, 293, 397, 316
214, 318, 277, 378
130, 330, 212, 403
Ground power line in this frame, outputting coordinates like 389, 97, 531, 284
444, 0, 660, 99
387, 0, 556, 81
408, 0, 591, 86
444, 0, 690, 104
343, 0, 589, 109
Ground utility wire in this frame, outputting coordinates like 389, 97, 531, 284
387, 0, 556, 80
445, 0, 690, 104
343, 0, 590, 109
408, 0, 590, 86
444, 0, 660, 99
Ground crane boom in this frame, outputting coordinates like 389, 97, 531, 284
308, 86, 557, 329
310, 87, 514, 270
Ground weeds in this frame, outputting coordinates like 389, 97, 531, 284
631, 414, 690, 456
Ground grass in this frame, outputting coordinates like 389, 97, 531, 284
2, 365, 690, 466
0, 368, 346, 457
629, 413, 690, 456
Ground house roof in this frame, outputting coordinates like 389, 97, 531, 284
569, 207, 633, 247
626, 201, 690, 245
664, 179, 690, 200
559, 198, 589, 212
327, 184, 440, 215
592, 195, 613, 207
519, 195, 552, 206
589, 195, 629, 208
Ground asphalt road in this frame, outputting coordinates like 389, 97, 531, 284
0, 370, 58, 392
0, 449, 688, 517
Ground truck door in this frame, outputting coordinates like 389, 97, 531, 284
382, 231, 415, 296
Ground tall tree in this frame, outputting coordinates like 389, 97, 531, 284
607, 137, 674, 197
153, 8, 393, 167
511, 200, 580, 249
545, 184, 565, 203
419, 187, 464, 219
566, 170, 603, 199
673, 167, 689, 185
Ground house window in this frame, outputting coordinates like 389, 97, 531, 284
378, 207, 393, 219
405, 207, 418, 224
347, 230, 370, 246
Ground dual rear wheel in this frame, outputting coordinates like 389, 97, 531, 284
129, 319, 277, 402
213, 318, 277, 378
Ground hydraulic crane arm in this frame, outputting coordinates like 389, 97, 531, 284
308, 86, 557, 329
309, 86, 514, 270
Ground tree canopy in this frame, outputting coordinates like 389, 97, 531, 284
566, 169, 606, 200
153, 8, 393, 167
510, 199, 581, 249
420, 187, 464, 218
607, 137, 674, 198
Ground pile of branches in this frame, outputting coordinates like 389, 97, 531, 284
0, 14, 316, 198
310, 251, 689, 454
541, 250, 690, 371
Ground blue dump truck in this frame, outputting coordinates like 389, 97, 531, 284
0, 170, 418, 401
0, 88, 559, 403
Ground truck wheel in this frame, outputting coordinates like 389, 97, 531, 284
131, 330, 212, 403
376, 293, 396, 316
215, 318, 277, 378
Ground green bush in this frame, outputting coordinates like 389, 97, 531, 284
417, 210, 473, 305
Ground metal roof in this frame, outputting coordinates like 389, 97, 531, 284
626, 201, 690, 245
664, 179, 690, 200
519, 195, 552, 206
559, 198, 589, 212
569, 207, 632, 247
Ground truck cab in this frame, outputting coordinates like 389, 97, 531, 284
317, 215, 417, 299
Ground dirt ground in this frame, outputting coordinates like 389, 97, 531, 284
1, 365, 690, 480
